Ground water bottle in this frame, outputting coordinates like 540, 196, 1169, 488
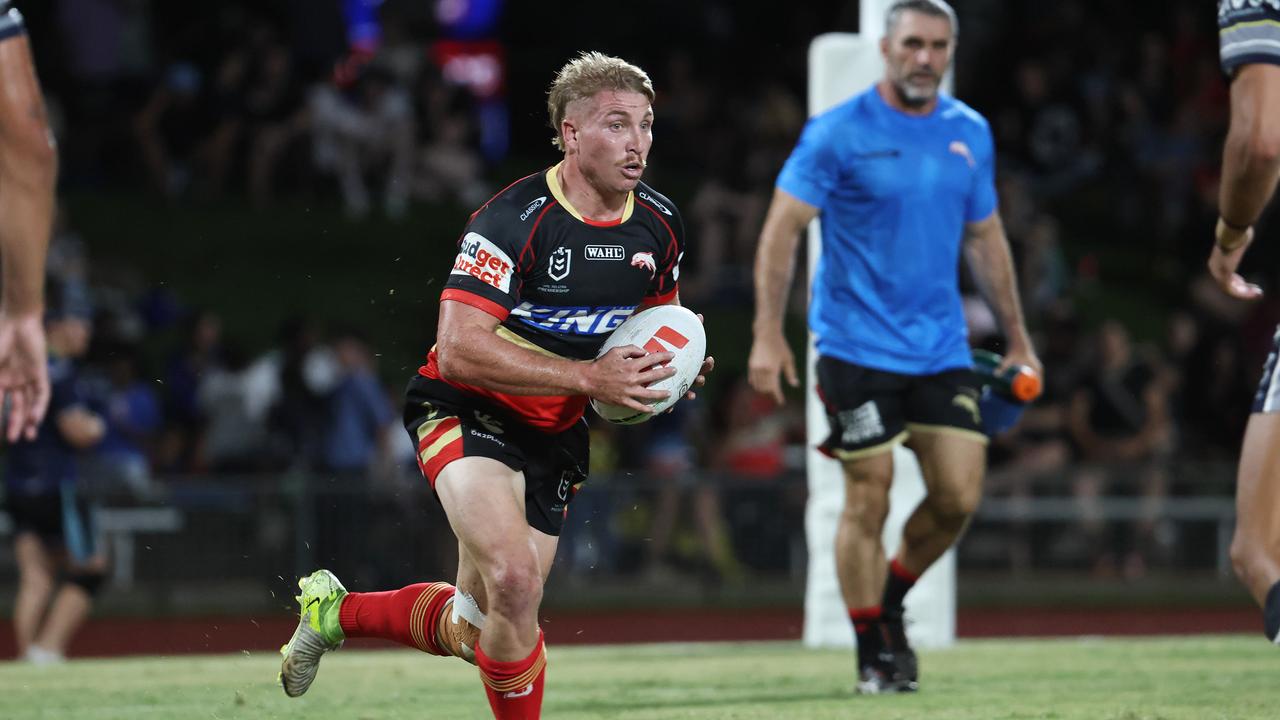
972, 349, 1042, 436
972, 349, 1042, 402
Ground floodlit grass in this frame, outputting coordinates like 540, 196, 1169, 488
0, 635, 1275, 719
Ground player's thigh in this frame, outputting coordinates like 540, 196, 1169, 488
1235, 412, 1280, 538
903, 369, 988, 509
435, 456, 533, 570
815, 355, 909, 466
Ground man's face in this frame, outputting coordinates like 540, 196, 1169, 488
564, 89, 653, 195
881, 10, 954, 108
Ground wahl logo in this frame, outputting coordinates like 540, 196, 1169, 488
520, 196, 547, 221
631, 251, 656, 278
585, 245, 625, 260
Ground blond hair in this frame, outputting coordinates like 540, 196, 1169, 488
547, 51, 655, 151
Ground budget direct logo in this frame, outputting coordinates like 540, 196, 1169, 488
452, 232, 514, 292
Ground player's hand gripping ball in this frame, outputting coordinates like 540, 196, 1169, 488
591, 305, 707, 425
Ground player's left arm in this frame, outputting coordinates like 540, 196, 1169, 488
638, 199, 713, 398
962, 212, 1041, 377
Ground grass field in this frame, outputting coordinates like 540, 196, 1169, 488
0, 636, 1275, 719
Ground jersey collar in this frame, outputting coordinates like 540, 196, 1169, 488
546, 162, 634, 227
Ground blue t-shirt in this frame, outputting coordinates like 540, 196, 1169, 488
777, 85, 997, 375
5, 357, 87, 496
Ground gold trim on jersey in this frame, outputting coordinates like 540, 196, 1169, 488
547, 162, 634, 224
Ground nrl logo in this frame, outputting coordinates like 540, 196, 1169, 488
549, 246, 572, 281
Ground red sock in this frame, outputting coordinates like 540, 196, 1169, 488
338, 582, 455, 656
476, 630, 546, 720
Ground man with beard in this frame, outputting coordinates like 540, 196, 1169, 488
749, 0, 1040, 694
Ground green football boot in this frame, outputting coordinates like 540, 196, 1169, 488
279, 569, 347, 697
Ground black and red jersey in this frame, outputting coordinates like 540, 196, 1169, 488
420, 162, 685, 432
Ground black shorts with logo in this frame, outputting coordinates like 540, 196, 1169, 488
404, 375, 589, 536
815, 355, 987, 460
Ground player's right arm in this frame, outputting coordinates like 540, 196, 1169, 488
0, 13, 55, 440
435, 300, 675, 414
1209, 64, 1280, 300
749, 189, 817, 405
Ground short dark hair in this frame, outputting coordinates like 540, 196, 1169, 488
885, 0, 958, 39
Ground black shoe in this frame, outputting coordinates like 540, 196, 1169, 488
856, 653, 919, 695
881, 608, 919, 684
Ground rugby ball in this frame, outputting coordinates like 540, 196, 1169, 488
590, 305, 706, 425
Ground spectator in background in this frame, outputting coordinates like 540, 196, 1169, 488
5, 291, 106, 664
314, 329, 396, 584
159, 310, 223, 471
639, 399, 742, 584
87, 346, 161, 499
1067, 320, 1173, 578
309, 63, 415, 219
132, 62, 225, 198
196, 339, 273, 472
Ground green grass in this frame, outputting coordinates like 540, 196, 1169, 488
0, 636, 1276, 719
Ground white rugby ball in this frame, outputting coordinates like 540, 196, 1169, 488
590, 305, 706, 425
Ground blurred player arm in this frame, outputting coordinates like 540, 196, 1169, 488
435, 299, 674, 414
1218, 65, 1280, 246
1208, 65, 1280, 300
748, 188, 817, 403
0, 32, 56, 318
0, 30, 56, 440
962, 213, 1041, 375
56, 406, 105, 450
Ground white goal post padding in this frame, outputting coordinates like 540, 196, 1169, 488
802, 9, 957, 651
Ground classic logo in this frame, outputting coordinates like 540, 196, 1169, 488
641, 325, 690, 356
638, 191, 671, 215
949, 140, 975, 169
585, 245, 625, 260
451, 232, 513, 292
519, 196, 547, 221
631, 251, 656, 278
548, 246, 571, 281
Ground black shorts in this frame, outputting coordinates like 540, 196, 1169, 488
1253, 325, 1280, 413
815, 355, 987, 460
404, 375, 589, 536
5, 485, 100, 561
1220, 1, 1280, 75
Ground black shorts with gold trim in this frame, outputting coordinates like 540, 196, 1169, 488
403, 374, 589, 536
815, 355, 987, 461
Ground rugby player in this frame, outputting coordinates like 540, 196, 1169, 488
748, 0, 1040, 693
1212, 0, 1280, 647
279, 51, 712, 719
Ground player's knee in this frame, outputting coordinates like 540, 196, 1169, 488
485, 561, 542, 619
841, 494, 889, 534
66, 571, 107, 599
928, 487, 981, 525
4, 120, 57, 189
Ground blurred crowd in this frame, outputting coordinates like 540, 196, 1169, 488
8, 0, 1273, 580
